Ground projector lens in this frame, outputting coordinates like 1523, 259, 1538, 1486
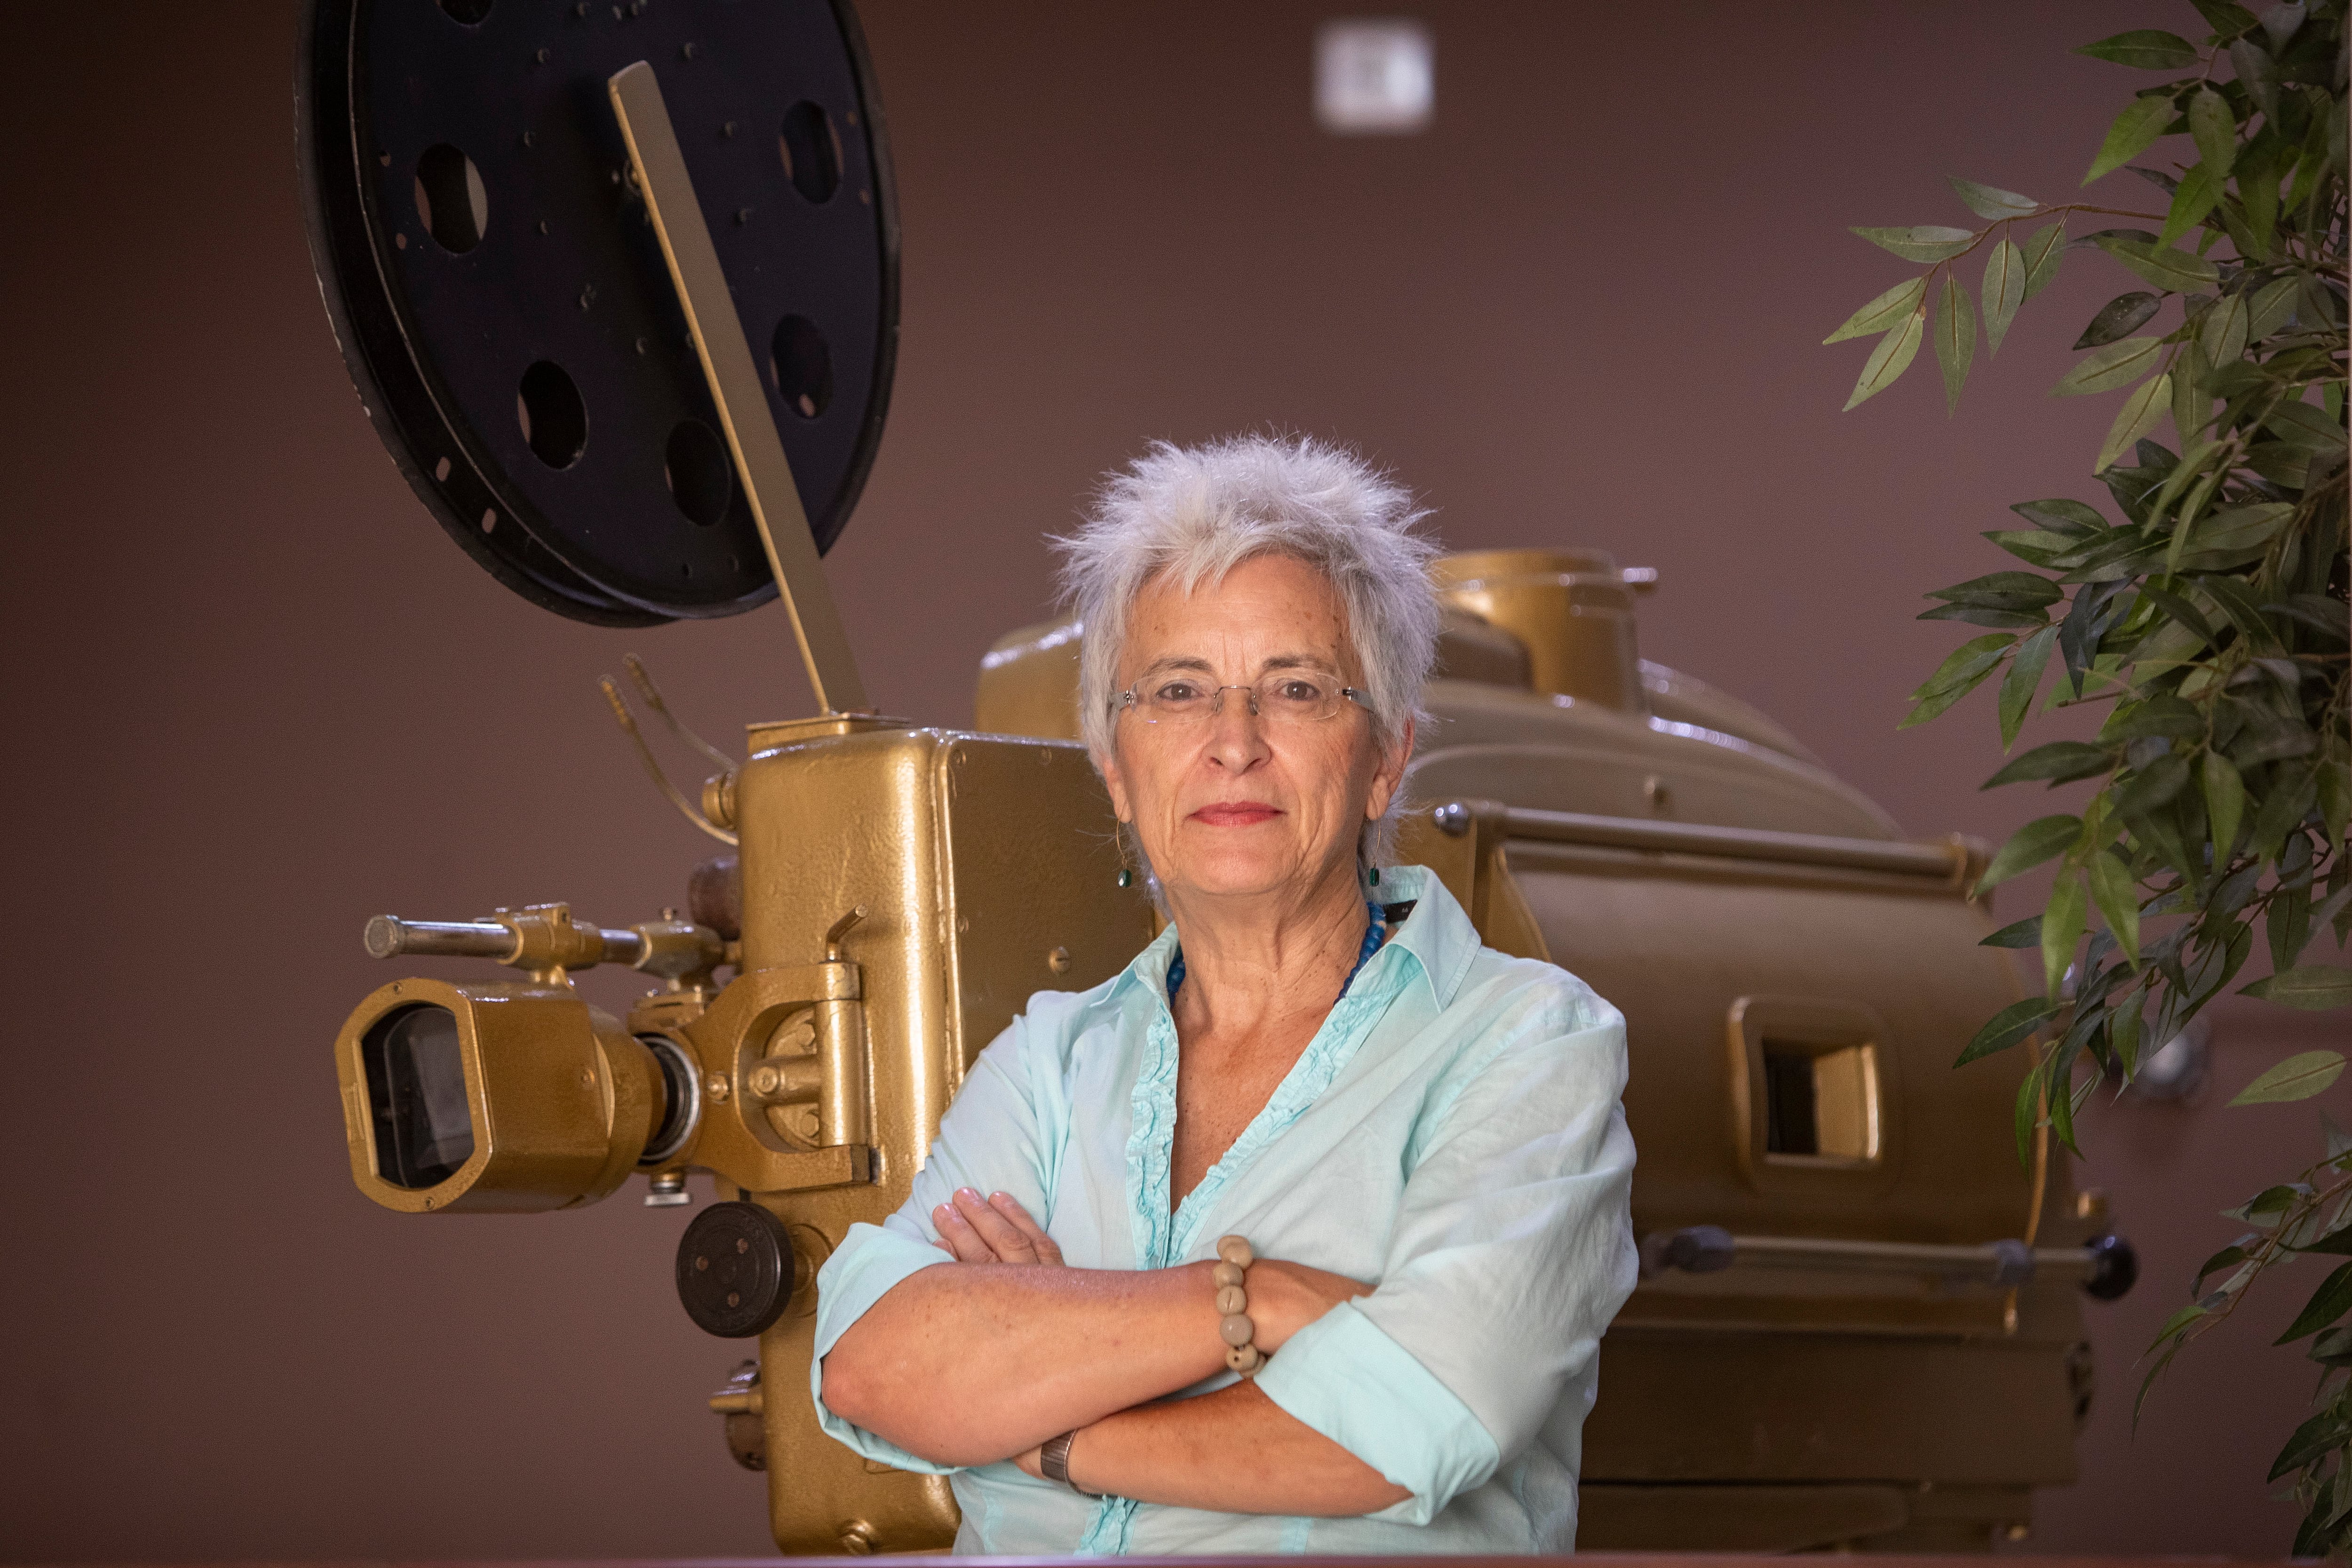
361, 1004, 476, 1188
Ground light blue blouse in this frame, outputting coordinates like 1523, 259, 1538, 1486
810, 864, 1638, 1555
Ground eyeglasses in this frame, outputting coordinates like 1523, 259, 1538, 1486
1114, 672, 1370, 728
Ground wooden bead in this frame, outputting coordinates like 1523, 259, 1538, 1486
1216, 1284, 1248, 1315
1226, 1343, 1263, 1375
1211, 1261, 1245, 1289
1217, 1235, 1255, 1267
1219, 1312, 1255, 1347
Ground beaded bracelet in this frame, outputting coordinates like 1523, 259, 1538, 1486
1213, 1234, 1265, 1376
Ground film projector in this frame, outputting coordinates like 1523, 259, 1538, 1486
301, 0, 2137, 1553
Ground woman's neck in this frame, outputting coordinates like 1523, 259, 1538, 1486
1162, 862, 1372, 1039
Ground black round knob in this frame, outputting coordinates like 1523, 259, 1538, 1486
676, 1201, 796, 1337
2083, 1231, 2138, 1301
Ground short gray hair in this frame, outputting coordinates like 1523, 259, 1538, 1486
1052, 433, 1440, 861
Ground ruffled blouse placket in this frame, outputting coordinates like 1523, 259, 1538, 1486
1076, 944, 1407, 1555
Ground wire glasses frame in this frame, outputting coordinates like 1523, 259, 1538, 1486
1113, 672, 1371, 728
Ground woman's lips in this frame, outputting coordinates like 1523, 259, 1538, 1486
1190, 802, 1281, 827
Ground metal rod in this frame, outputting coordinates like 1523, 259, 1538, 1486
364, 917, 517, 962
362, 915, 648, 967
606, 61, 870, 715
1495, 805, 1971, 883
1639, 1225, 2106, 1290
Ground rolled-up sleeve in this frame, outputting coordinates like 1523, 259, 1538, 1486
809, 1003, 1066, 1470
1253, 988, 1638, 1523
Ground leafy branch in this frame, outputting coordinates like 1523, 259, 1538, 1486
1825, 0, 2349, 1548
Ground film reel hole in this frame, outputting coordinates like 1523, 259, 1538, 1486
435, 0, 493, 24
770, 315, 833, 419
516, 360, 587, 469
777, 102, 842, 204
664, 420, 733, 525
413, 144, 488, 253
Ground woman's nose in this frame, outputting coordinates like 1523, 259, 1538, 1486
1203, 691, 1270, 768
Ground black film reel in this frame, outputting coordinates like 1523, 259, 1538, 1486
297, 0, 899, 625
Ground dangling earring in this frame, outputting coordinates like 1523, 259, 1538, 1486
1368, 866, 1381, 887
1117, 867, 1134, 889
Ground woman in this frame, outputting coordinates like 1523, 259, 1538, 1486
814, 434, 1636, 1554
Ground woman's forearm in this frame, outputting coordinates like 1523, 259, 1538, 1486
1059, 1382, 1410, 1516
820, 1260, 1226, 1464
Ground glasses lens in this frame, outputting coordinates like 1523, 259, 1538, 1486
1256, 675, 1340, 719
361, 1004, 476, 1188
1136, 678, 1212, 722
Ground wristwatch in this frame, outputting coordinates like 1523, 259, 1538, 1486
1040, 1429, 1103, 1497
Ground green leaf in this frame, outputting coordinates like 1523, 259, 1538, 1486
2249, 274, 2300, 338
2043, 870, 2089, 998
2085, 93, 2180, 184
2232, 37, 2282, 119
2319, 759, 2351, 851
2188, 0, 2258, 33
2096, 374, 2173, 473
2203, 752, 2247, 860
2272, 1406, 2352, 1480
1960, 996, 2062, 1067
1929, 572, 2064, 611
1976, 813, 2084, 893
1997, 624, 2058, 747
1981, 915, 2043, 949
1981, 239, 2026, 357
2086, 849, 2142, 966
2096, 234, 2222, 291
1947, 176, 2040, 220
1843, 309, 1926, 412
2197, 289, 2250, 364
2170, 338, 2212, 444
2074, 290, 2162, 348
2263, 399, 2345, 450
2115, 751, 2191, 820
2242, 971, 2352, 1013
1822, 275, 1929, 344
2011, 498, 2106, 533
2187, 84, 2239, 178
1914, 632, 2018, 695
1851, 224, 1977, 263
2020, 221, 2067, 298
2177, 502, 2294, 570
1984, 740, 2113, 788
2076, 29, 2201, 68
1933, 273, 1976, 414
1918, 603, 2050, 630
2278, 1259, 2352, 1344
2052, 335, 2165, 396
2259, 0, 2304, 49
2157, 161, 2225, 249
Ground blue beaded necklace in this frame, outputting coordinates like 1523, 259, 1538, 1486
1166, 898, 1390, 1005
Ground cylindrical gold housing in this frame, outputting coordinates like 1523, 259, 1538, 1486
332, 977, 662, 1213
1433, 548, 1646, 712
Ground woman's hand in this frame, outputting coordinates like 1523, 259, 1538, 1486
932, 1188, 1065, 1265
1240, 1259, 1375, 1353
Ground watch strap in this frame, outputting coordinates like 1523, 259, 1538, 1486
1040, 1429, 1100, 1496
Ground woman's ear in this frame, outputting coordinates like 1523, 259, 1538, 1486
1363, 716, 1415, 823
1097, 747, 1133, 825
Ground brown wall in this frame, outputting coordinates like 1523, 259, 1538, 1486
0, 0, 2333, 1558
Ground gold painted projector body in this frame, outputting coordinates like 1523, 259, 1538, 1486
336, 551, 2118, 1555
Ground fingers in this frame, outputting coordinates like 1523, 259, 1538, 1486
931, 1189, 1063, 1265
954, 1188, 1044, 1262
988, 1192, 1066, 1266
930, 1194, 1000, 1263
